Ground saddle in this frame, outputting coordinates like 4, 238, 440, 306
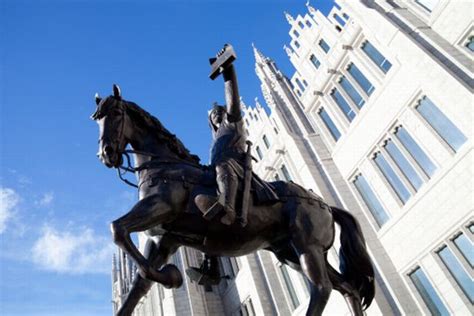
140, 163, 279, 215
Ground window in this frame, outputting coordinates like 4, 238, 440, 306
384, 139, 424, 191
394, 126, 436, 178
262, 134, 270, 149
305, 20, 312, 28
293, 30, 300, 38
318, 108, 341, 141
256, 146, 263, 160
414, 0, 440, 12
333, 14, 346, 27
353, 174, 390, 226
296, 90, 302, 97
294, 41, 300, 49
298, 21, 304, 29
437, 246, 473, 302
295, 78, 305, 92
319, 39, 330, 53
409, 267, 449, 315
330, 89, 356, 122
240, 298, 256, 316
361, 41, 392, 73
339, 76, 365, 108
415, 97, 467, 152
466, 36, 474, 52
274, 173, 280, 181
280, 265, 300, 309
453, 233, 473, 267
347, 63, 375, 96
309, 54, 321, 69
281, 164, 292, 181
374, 152, 411, 204
342, 13, 350, 20
223, 257, 239, 278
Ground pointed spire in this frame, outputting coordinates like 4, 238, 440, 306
252, 43, 268, 65
306, 2, 317, 15
240, 96, 247, 110
255, 97, 263, 109
284, 11, 295, 24
283, 44, 293, 58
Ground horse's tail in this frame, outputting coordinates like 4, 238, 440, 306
331, 206, 375, 310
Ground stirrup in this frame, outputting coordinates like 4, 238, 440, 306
195, 194, 224, 220
204, 201, 224, 220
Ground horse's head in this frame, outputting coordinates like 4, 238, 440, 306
91, 84, 128, 168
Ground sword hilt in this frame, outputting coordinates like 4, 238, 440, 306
209, 44, 237, 80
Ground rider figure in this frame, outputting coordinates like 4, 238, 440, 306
195, 45, 246, 226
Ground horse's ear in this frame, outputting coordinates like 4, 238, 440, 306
113, 84, 122, 100
95, 93, 102, 105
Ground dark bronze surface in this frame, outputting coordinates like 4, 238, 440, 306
93, 45, 375, 316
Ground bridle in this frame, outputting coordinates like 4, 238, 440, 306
95, 99, 138, 188
104, 100, 200, 189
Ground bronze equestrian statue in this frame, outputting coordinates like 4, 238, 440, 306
92, 45, 375, 316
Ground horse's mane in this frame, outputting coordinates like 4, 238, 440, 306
124, 100, 201, 164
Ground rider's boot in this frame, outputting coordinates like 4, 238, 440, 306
195, 174, 237, 225
195, 194, 224, 220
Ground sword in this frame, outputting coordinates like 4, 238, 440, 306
239, 140, 253, 227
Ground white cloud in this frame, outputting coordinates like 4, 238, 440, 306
17, 175, 32, 186
0, 187, 20, 234
31, 225, 115, 274
36, 192, 54, 206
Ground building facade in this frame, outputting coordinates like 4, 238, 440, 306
112, 0, 473, 315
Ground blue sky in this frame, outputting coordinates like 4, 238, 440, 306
1, 1, 334, 314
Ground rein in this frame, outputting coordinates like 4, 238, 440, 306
116, 149, 201, 189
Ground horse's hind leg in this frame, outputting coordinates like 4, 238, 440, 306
291, 203, 334, 315
110, 193, 176, 284
326, 264, 363, 316
295, 244, 333, 316
117, 235, 181, 316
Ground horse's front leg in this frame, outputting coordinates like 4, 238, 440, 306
110, 193, 176, 284
117, 235, 181, 316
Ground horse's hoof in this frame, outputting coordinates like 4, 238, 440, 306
160, 264, 183, 289
138, 266, 162, 283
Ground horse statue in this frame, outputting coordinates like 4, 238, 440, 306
92, 85, 375, 316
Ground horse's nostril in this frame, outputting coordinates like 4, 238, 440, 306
104, 145, 113, 155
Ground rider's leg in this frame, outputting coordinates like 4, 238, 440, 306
216, 162, 237, 225
117, 236, 181, 316
110, 193, 177, 284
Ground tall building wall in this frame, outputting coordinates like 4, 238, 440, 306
112, 1, 473, 315
281, 0, 472, 315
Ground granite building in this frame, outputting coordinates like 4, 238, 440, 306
112, 0, 473, 314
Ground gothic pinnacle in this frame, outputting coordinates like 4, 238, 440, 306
284, 11, 295, 24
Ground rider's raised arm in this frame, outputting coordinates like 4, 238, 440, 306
222, 64, 242, 122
